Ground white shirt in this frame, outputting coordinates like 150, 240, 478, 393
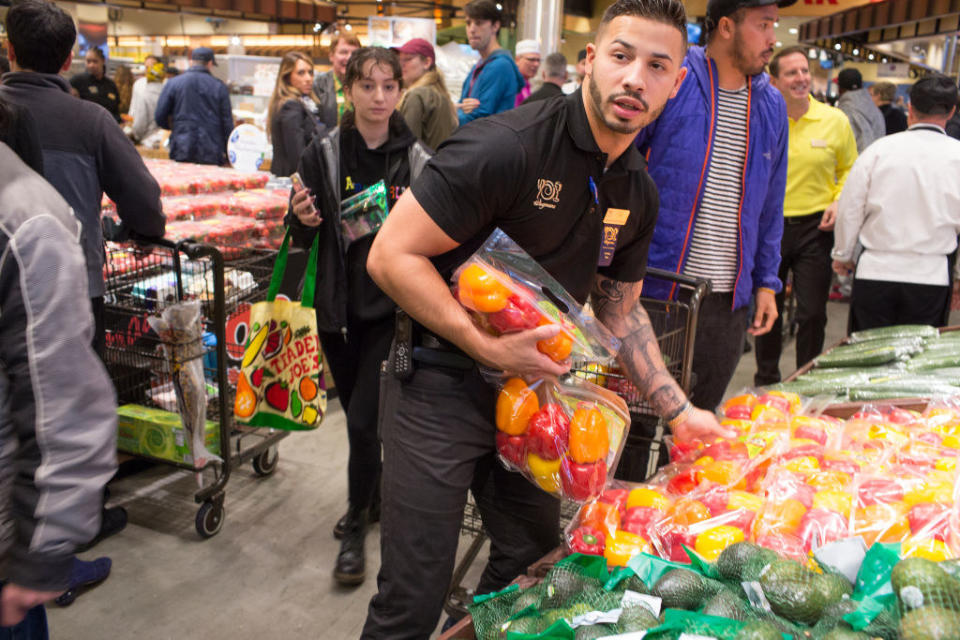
833, 124, 960, 286
129, 77, 165, 143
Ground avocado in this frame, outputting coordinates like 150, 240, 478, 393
617, 573, 649, 595
892, 557, 960, 611
759, 560, 828, 625
575, 623, 618, 640
618, 603, 660, 632
864, 607, 901, 640
735, 620, 786, 640
939, 558, 960, 582
900, 606, 960, 640
813, 573, 853, 606
740, 549, 781, 583
820, 599, 858, 622
652, 568, 708, 610
543, 570, 588, 609
821, 627, 871, 640
564, 602, 594, 619
719, 542, 779, 582
701, 588, 750, 621
499, 615, 539, 637
509, 587, 542, 615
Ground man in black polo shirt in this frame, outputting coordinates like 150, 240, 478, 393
70, 47, 121, 123
347, 1, 731, 636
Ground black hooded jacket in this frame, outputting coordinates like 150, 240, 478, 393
285, 113, 431, 334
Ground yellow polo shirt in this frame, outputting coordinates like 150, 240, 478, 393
784, 95, 858, 217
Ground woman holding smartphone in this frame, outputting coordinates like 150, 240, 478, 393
286, 47, 431, 586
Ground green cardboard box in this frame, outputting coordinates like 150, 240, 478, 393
117, 404, 220, 466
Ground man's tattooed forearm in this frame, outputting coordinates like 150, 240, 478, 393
592, 276, 686, 418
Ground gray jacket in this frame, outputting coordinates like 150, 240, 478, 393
312, 70, 339, 130
838, 88, 886, 153
0, 143, 117, 592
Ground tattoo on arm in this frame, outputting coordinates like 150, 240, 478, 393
590, 275, 687, 419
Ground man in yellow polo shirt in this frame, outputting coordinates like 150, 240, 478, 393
754, 45, 857, 385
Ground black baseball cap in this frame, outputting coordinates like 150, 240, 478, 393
191, 46, 217, 66
707, 0, 798, 24
837, 68, 863, 91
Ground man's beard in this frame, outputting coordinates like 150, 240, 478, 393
587, 73, 663, 135
732, 29, 769, 77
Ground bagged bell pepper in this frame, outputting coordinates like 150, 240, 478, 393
451, 229, 620, 364
494, 375, 629, 503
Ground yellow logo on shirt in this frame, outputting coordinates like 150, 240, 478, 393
534, 179, 562, 210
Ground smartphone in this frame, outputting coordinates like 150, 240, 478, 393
290, 172, 318, 216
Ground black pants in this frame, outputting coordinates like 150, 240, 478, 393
361, 360, 560, 639
754, 212, 833, 386
319, 315, 394, 512
690, 292, 749, 412
850, 278, 951, 332
90, 296, 105, 358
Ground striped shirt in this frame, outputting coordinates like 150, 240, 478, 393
683, 86, 749, 293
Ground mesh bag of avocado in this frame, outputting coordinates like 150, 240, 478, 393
643, 608, 749, 640
469, 583, 541, 640
891, 556, 960, 640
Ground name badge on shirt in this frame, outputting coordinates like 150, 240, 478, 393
810, 139, 828, 148
599, 208, 630, 267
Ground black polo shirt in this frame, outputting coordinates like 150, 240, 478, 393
70, 72, 121, 123
413, 89, 659, 306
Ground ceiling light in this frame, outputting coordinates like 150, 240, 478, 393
495, 3, 502, 9
809, 48, 817, 59
834, 43, 842, 51
852, 48, 859, 56
313, 22, 322, 32
776, 41, 782, 47
868, 53, 875, 60
789, 27, 798, 35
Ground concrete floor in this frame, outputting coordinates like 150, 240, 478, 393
47, 300, 859, 639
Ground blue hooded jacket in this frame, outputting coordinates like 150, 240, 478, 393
458, 48, 525, 125
635, 46, 788, 310
155, 67, 234, 165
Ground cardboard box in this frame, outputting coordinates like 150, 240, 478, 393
117, 404, 220, 466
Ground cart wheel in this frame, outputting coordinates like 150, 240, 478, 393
196, 500, 224, 538
252, 447, 279, 477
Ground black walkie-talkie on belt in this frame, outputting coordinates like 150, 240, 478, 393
393, 309, 414, 381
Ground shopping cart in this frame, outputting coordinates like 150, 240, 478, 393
442, 268, 708, 618
102, 239, 288, 538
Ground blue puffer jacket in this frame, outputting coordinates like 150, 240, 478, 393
636, 46, 788, 310
458, 49, 525, 125
155, 67, 234, 165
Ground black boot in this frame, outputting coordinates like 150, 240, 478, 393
333, 484, 381, 539
333, 506, 367, 586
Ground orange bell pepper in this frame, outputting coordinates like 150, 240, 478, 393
457, 263, 511, 313
536, 317, 574, 362
495, 378, 539, 436
578, 500, 621, 538
568, 402, 609, 464
603, 530, 649, 567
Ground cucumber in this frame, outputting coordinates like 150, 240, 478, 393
848, 385, 960, 401
906, 354, 960, 371
814, 345, 902, 368
847, 324, 938, 344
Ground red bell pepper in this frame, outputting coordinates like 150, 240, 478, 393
599, 488, 629, 515
621, 506, 662, 538
908, 502, 951, 541
526, 404, 570, 460
569, 525, 606, 555
496, 432, 527, 469
798, 508, 848, 552
560, 458, 606, 501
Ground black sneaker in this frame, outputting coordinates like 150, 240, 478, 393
55, 557, 112, 606
76, 506, 127, 553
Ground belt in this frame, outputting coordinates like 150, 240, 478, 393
412, 326, 475, 370
784, 210, 824, 225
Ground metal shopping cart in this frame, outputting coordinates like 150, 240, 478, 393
102, 239, 288, 538
442, 268, 709, 618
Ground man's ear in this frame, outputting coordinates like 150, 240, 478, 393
60, 50, 73, 73
669, 66, 688, 100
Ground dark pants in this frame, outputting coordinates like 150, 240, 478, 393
754, 212, 833, 386
320, 315, 394, 511
361, 361, 560, 639
0, 584, 48, 640
850, 278, 951, 332
90, 296, 105, 358
690, 292, 749, 411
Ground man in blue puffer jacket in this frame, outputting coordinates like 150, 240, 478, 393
155, 47, 234, 165
636, 0, 792, 411
457, 0, 524, 125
